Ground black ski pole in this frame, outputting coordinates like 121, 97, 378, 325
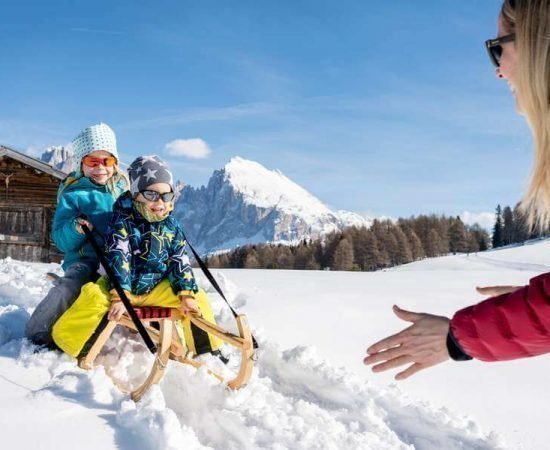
81, 222, 157, 354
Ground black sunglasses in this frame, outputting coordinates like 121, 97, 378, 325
140, 190, 175, 202
485, 33, 515, 67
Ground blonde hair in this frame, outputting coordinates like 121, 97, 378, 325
106, 165, 129, 194
502, 0, 550, 229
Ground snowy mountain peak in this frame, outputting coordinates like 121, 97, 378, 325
40, 145, 74, 173
221, 156, 330, 214
175, 157, 371, 253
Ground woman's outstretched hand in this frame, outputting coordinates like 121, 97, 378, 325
364, 305, 450, 380
476, 285, 522, 297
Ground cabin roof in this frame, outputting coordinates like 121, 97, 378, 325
0, 145, 66, 180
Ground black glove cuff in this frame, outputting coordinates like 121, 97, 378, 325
446, 330, 473, 361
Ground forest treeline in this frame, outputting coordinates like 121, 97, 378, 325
205, 215, 491, 271
490, 204, 548, 248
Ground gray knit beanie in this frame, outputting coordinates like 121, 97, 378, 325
128, 155, 174, 195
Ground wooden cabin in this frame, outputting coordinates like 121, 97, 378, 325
0, 145, 66, 263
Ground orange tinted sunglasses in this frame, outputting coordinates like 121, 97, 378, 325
82, 155, 117, 167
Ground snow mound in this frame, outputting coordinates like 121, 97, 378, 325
0, 258, 503, 449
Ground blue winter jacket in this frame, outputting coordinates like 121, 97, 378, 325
52, 173, 128, 270
104, 191, 198, 296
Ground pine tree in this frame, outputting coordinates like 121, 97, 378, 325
448, 216, 467, 254
425, 228, 442, 257
218, 253, 230, 268
258, 245, 274, 268
244, 249, 261, 268
502, 206, 514, 245
393, 226, 413, 264
363, 231, 382, 270
512, 204, 530, 243
293, 243, 312, 270
492, 204, 503, 248
207, 254, 221, 268
466, 233, 479, 253
406, 228, 425, 260
467, 224, 490, 252
332, 238, 354, 271
275, 245, 294, 269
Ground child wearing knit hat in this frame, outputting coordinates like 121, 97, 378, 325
26, 123, 128, 348
52, 155, 224, 361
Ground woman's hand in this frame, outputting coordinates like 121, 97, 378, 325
108, 301, 127, 321
476, 285, 522, 297
364, 305, 450, 380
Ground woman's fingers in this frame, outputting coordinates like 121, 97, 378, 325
364, 345, 404, 365
371, 355, 413, 373
395, 362, 425, 380
367, 329, 407, 355
366, 310, 451, 380
392, 305, 424, 322
476, 285, 522, 296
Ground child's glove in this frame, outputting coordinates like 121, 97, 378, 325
178, 291, 199, 315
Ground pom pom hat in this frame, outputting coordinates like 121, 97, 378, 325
72, 123, 118, 175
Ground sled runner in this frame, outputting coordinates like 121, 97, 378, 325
77, 307, 255, 401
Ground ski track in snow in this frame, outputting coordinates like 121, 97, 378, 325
0, 258, 505, 450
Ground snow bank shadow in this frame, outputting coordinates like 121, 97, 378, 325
153, 337, 505, 450
0, 306, 28, 346
260, 343, 504, 450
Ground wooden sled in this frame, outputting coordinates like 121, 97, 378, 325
78, 307, 255, 401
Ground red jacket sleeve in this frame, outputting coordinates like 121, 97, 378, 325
450, 272, 550, 362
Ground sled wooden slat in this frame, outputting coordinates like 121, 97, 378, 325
77, 306, 255, 400
183, 312, 251, 350
131, 320, 172, 401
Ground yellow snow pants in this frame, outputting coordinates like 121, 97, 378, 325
52, 277, 222, 358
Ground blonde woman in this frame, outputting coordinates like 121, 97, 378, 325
26, 123, 128, 348
365, 0, 550, 379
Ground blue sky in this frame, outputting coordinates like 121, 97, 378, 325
0, 0, 531, 222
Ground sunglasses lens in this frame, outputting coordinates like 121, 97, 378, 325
142, 190, 159, 201
140, 190, 174, 202
161, 192, 175, 202
492, 45, 503, 64
104, 157, 117, 167
82, 156, 117, 167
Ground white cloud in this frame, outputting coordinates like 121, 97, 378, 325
460, 211, 495, 231
164, 138, 211, 159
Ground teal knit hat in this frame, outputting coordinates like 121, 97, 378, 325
72, 123, 118, 175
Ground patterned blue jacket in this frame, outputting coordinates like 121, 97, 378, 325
53, 174, 128, 270
104, 191, 198, 295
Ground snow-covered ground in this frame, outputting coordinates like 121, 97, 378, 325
1, 240, 550, 449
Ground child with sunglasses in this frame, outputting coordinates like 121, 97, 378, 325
25, 123, 128, 348
52, 155, 224, 361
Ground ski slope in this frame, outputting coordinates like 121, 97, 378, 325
1, 240, 550, 449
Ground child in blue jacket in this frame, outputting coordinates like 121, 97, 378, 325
26, 123, 128, 347
52, 155, 222, 359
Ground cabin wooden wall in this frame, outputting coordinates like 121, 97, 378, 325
0, 156, 62, 263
